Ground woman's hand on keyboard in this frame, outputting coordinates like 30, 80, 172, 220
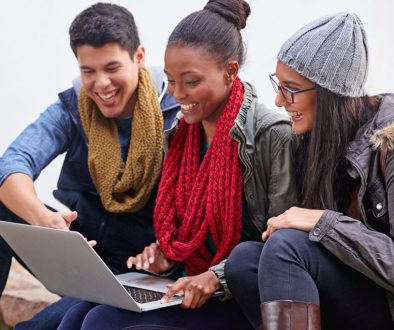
127, 242, 175, 274
160, 271, 221, 309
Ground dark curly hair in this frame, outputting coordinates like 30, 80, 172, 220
69, 2, 140, 58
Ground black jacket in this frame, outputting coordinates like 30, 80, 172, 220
310, 94, 394, 322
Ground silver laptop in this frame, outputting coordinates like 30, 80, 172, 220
0, 221, 184, 312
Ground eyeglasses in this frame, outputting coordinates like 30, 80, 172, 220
269, 73, 315, 104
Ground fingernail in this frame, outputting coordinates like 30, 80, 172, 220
127, 262, 131, 268
143, 263, 149, 269
160, 298, 167, 304
148, 257, 154, 264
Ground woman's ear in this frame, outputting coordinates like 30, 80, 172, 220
225, 60, 239, 84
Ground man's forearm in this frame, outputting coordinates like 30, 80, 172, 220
0, 173, 51, 225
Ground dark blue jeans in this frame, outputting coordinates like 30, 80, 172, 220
58, 298, 253, 330
225, 229, 393, 330
0, 201, 156, 330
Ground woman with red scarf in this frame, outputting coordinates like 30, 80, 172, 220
57, 0, 298, 329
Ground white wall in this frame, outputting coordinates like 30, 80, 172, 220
1, 0, 393, 210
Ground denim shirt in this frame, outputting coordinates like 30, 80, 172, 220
0, 67, 179, 213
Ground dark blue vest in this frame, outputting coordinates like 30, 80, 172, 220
53, 83, 179, 218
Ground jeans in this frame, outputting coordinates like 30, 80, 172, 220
0, 200, 156, 330
58, 298, 253, 330
225, 229, 393, 330
14, 297, 82, 330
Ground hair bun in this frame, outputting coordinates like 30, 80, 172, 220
204, 0, 250, 30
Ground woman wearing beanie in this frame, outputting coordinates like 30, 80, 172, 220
225, 12, 394, 330
57, 1, 298, 329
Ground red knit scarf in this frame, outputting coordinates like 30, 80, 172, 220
154, 77, 244, 275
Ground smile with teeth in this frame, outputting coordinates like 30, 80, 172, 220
180, 103, 197, 111
287, 111, 304, 121
97, 89, 119, 101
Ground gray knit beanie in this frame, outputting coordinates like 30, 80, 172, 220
277, 12, 368, 97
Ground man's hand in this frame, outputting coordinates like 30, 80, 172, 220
39, 210, 78, 229
0, 173, 76, 230
127, 243, 175, 274
160, 271, 222, 309
262, 206, 324, 241
39, 210, 96, 247
0, 173, 95, 245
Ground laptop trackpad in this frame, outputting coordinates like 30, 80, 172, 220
116, 272, 174, 293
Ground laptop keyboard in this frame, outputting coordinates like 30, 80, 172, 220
123, 285, 165, 304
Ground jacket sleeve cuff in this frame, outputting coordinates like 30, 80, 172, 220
309, 210, 341, 242
209, 259, 233, 301
0, 167, 33, 187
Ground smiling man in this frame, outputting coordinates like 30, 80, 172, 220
0, 3, 179, 329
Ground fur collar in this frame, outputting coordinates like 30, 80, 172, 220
370, 122, 394, 153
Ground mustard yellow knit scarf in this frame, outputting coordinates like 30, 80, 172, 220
78, 68, 163, 213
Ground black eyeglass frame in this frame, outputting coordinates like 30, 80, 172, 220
269, 73, 315, 104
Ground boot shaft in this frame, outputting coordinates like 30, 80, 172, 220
260, 300, 321, 330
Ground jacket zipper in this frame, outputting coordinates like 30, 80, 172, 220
233, 122, 261, 235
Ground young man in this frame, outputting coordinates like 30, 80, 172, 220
0, 3, 178, 329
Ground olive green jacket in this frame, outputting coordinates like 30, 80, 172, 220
163, 82, 299, 293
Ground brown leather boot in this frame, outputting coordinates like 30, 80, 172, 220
260, 300, 321, 330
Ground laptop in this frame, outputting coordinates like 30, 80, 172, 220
0, 221, 184, 312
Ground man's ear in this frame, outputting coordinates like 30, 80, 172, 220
134, 45, 145, 68
225, 60, 239, 84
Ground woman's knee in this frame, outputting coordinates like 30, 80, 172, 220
58, 301, 96, 330
226, 242, 262, 273
260, 229, 311, 263
81, 305, 115, 330
225, 241, 263, 287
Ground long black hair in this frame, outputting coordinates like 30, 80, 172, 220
295, 85, 378, 212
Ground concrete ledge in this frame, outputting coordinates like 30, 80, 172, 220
0, 259, 60, 327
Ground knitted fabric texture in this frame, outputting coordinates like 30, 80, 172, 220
154, 77, 244, 275
78, 68, 163, 213
277, 12, 368, 97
